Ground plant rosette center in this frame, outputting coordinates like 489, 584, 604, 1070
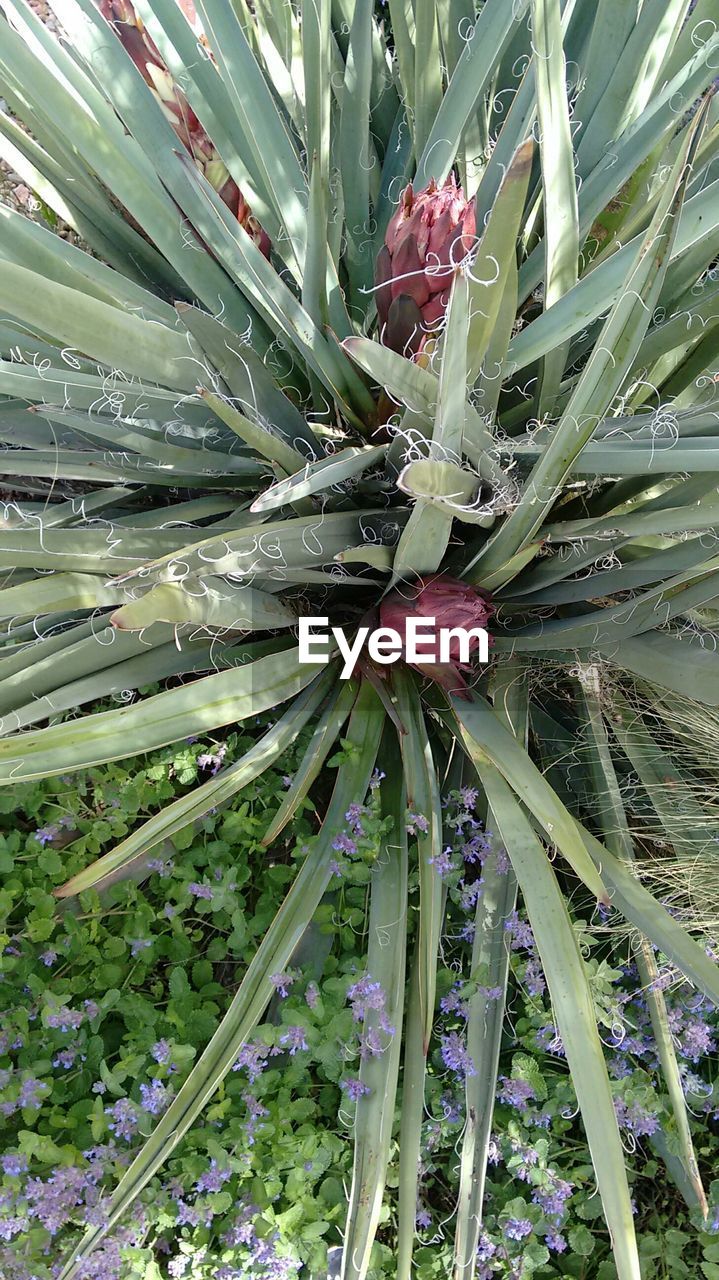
297, 575, 494, 691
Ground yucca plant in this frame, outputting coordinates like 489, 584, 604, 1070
2, 0, 719, 1275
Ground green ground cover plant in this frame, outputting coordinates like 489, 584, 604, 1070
1, 720, 719, 1280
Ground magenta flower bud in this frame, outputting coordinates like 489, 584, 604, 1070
97, 0, 270, 256
379, 575, 493, 697
375, 176, 477, 357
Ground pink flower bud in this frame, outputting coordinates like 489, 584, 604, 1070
375, 177, 476, 357
97, 0, 271, 256
379, 576, 494, 697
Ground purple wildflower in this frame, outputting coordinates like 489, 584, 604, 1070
498, 1076, 535, 1112
347, 975, 386, 1019
440, 1093, 463, 1123
139, 1079, 170, 1116
440, 1031, 476, 1080
533, 1175, 573, 1217
168, 1258, 190, 1279
25, 1165, 103, 1235
18, 1078, 46, 1110
495, 847, 510, 874
510, 1141, 540, 1181
546, 1230, 567, 1252
46, 1006, 84, 1032
345, 803, 367, 831
53, 1048, 78, 1070
188, 882, 214, 901
459, 879, 484, 911
430, 846, 456, 879
524, 957, 546, 998
440, 983, 470, 1019
105, 1098, 140, 1140
195, 1159, 232, 1194
151, 1039, 171, 1064
197, 744, 227, 774
340, 1077, 371, 1101
148, 858, 174, 877
176, 1200, 210, 1228
232, 1040, 272, 1083
34, 825, 59, 845
680, 1018, 715, 1062
270, 970, 296, 999
505, 911, 534, 950
0, 1216, 29, 1242
279, 1026, 309, 1055
614, 1097, 659, 1136
535, 1024, 564, 1056
504, 1217, 533, 1241
477, 1232, 497, 1261
360, 1026, 386, 1059
242, 1092, 269, 1144
461, 832, 491, 864
332, 832, 358, 856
